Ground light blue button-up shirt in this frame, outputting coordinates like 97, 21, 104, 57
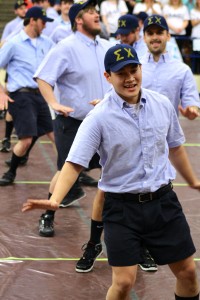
0, 30, 54, 92
34, 31, 112, 120
1, 17, 22, 41
67, 87, 185, 193
50, 24, 72, 43
141, 52, 200, 114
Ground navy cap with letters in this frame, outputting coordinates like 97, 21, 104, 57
14, 0, 27, 9
104, 44, 141, 72
69, 0, 97, 27
25, 7, 54, 22
143, 14, 169, 32
115, 14, 139, 36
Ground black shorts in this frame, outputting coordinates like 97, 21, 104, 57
54, 115, 101, 170
103, 188, 195, 267
8, 91, 53, 138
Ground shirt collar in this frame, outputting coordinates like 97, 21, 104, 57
21, 30, 31, 41
111, 87, 145, 109
75, 31, 98, 46
146, 51, 170, 63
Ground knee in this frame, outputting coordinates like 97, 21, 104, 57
176, 263, 198, 293
22, 138, 32, 149
177, 263, 197, 282
114, 276, 135, 295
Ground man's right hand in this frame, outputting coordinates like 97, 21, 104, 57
22, 199, 59, 212
51, 102, 74, 117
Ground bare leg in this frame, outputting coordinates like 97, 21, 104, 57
91, 189, 105, 221
106, 265, 137, 300
169, 255, 199, 297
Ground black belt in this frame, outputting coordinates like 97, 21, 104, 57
106, 182, 173, 203
15, 88, 41, 94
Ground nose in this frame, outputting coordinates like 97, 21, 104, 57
126, 73, 135, 81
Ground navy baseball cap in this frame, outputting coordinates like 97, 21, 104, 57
69, 0, 97, 27
104, 44, 141, 72
14, 0, 27, 9
136, 11, 148, 22
25, 7, 54, 22
143, 14, 169, 32
115, 14, 139, 36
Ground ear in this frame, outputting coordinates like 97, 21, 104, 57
167, 32, 171, 42
75, 16, 83, 26
104, 71, 111, 83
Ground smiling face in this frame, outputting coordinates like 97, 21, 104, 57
104, 64, 142, 104
144, 25, 170, 59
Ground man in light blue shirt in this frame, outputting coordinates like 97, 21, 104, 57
141, 14, 200, 118
115, 14, 148, 61
50, 0, 73, 43
1, 1, 27, 42
22, 44, 200, 300
33, 0, 111, 240
0, 7, 55, 186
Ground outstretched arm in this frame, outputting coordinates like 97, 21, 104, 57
178, 105, 200, 120
22, 162, 84, 212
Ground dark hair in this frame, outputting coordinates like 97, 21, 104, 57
23, 17, 38, 26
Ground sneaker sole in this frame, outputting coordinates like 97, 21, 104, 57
75, 250, 103, 273
39, 231, 54, 237
59, 193, 86, 208
138, 264, 158, 272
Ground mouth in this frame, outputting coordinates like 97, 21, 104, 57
151, 41, 161, 46
124, 83, 137, 89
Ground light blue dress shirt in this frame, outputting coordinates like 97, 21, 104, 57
50, 24, 72, 43
0, 30, 54, 92
141, 52, 200, 114
67, 87, 185, 193
42, 7, 60, 37
34, 31, 112, 120
1, 17, 22, 41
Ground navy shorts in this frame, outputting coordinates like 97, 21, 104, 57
54, 115, 101, 170
8, 91, 53, 138
103, 188, 196, 267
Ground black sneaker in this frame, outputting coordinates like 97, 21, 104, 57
59, 187, 86, 208
138, 248, 158, 272
76, 242, 103, 273
79, 172, 98, 187
0, 171, 15, 186
0, 138, 11, 152
5, 155, 28, 167
39, 213, 54, 237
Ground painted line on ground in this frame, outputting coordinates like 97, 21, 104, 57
0, 257, 107, 261
0, 257, 199, 262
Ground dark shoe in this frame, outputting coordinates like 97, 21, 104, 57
5, 155, 28, 167
39, 213, 54, 237
76, 242, 103, 273
0, 171, 15, 186
138, 248, 158, 272
79, 172, 98, 187
0, 138, 11, 152
59, 187, 86, 208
